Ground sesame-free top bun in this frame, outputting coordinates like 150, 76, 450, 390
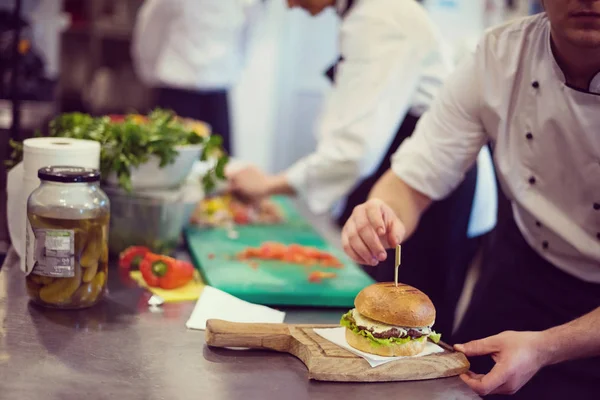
344, 328, 427, 357
354, 282, 436, 328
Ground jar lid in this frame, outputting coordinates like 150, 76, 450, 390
38, 166, 101, 183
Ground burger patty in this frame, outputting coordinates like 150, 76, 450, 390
356, 324, 426, 339
346, 313, 427, 340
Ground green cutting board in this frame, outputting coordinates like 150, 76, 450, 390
184, 197, 375, 307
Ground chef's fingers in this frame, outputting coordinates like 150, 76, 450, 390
224, 162, 248, 178
366, 203, 386, 236
224, 181, 239, 196
224, 167, 236, 179
464, 371, 485, 380
227, 174, 244, 191
341, 225, 364, 265
379, 205, 405, 248
385, 217, 405, 248
454, 335, 499, 356
352, 207, 387, 261
344, 221, 378, 266
460, 364, 509, 396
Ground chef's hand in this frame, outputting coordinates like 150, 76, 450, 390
228, 165, 274, 203
454, 331, 547, 396
341, 199, 406, 266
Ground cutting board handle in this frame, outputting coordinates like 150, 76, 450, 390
205, 319, 292, 352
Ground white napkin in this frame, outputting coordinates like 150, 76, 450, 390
186, 286, 286, 330
313, 327, 445, 368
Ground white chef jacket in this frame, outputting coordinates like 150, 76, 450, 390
131, 0, 260, 90
285, 0, 497, 238
392, 13, 600, 283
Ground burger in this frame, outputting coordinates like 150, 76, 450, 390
340, 282, 441, 357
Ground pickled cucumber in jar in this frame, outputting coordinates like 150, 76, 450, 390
25, 167, 110, 309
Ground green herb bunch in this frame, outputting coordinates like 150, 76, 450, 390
6, 108, 228, 193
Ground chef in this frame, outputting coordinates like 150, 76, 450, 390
229, 0, 497, 340
341, 0, 600, 397
131, 0, 263, 154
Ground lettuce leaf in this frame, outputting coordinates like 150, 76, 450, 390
340, 311, 441, 346
429, 332, 441, 344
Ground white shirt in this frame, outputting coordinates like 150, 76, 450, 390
131, 0, 260, 90
392, 13, 600, 283
285, 0, 497, 237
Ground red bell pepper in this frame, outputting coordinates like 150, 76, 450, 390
119, 246, 151, 269
139, 253, 195, 290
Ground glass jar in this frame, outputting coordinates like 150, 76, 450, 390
25, 166, 110, 309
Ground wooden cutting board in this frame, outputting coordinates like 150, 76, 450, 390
205, 320, 470, 382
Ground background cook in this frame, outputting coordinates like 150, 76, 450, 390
131, 0, 264, 155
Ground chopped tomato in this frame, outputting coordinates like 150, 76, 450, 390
321, 259, 343, 268
258, 242, 286, 259
236, 242, 344, 269
281, 253, 295, 263
290, 254, 307, 264
287, 244, 305, 254
308, 271, 337, 283
233, 209, 250, 225
241, 248, 261, 258
304, 259, 316, 267
300, 247, 320, 259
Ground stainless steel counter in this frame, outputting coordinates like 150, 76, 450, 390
0, 201, 479, 399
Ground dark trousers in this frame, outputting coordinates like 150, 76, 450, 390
156, 87, 232, 154
452, 195, 600, 399
336, 113, 480, 341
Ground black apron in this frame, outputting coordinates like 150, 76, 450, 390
452, 190, 600, 399
155, 87, 232, 154
326, 0, 480, 340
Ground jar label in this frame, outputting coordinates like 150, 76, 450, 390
26, 227, 75, 278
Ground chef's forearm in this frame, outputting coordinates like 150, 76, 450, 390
368, 169, 431, 240
540, 307, 600, 366
266, 175, 297, 197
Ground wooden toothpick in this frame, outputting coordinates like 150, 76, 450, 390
394, 244, 401, 287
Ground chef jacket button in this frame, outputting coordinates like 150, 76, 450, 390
594, 203, 600, 210
529, 176, 536, 185
532, 81, 540, 89
542, 241, 549, 249
535, 221, 542, 228
526, 132, 533, 140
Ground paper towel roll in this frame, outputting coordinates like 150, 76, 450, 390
7, 137, 101, 263
23, 137, 101, 178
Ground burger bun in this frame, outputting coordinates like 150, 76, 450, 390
355, 282, 435, 328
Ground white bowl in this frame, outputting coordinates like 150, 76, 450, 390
106, 144, 203, 190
